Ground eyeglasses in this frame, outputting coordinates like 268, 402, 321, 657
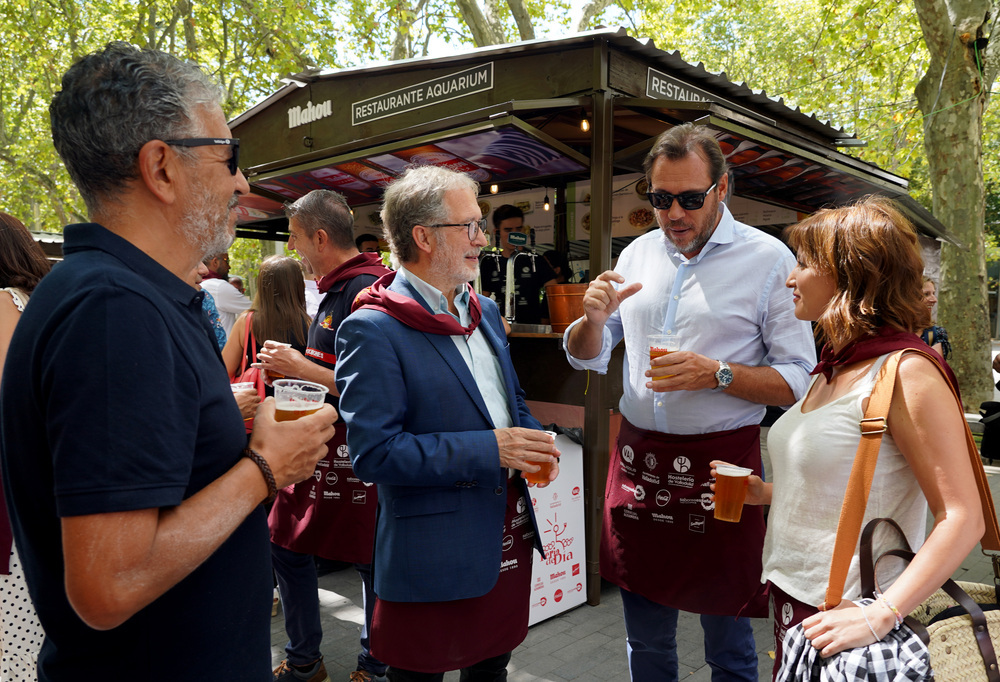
163, 137, 241, 175
646, 182, 717, 211
427, 218, 488, 241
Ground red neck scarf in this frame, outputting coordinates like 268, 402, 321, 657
352, 271, 482, 337
318, 252, 391, 294
202, 270, 222, 280
811, 325, 956, 389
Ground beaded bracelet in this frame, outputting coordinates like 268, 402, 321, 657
859, 603, 880, 643
244, 447, 277, 505
875, 591, 904, 630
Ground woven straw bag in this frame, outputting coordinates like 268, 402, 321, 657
908, 581, 1000, 681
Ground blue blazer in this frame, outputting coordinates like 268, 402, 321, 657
334, 275, 544, 602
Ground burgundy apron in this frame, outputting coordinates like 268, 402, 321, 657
369, 482, 534, 673
601, 418, 768, 617
768, 582, 819, 680
268, 424, 376, 564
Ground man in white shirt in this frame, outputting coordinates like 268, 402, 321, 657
200, 251, 250, 335
565, 123, 816, 682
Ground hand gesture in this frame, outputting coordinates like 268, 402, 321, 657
582, 271, 642, 329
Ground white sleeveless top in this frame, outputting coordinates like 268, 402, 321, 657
761, 353, 927, 606
2, 287, 27, 313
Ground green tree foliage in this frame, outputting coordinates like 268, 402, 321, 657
632, 0, 932, 201
0, 0, 342, 232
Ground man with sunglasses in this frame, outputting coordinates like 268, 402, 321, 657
334, 165, 558, 681
565, 124, 815, 682
0, 43, 336, 681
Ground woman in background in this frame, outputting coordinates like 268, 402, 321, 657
920, 277, 951, 361
222, 255, 311, 394
715, 197, 980, 679
0, 212, 51, 681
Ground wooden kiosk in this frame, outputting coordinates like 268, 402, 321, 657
230, 27, 955, 607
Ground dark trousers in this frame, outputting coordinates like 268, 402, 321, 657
386, 652, 511, 682
271, 542, 386, 674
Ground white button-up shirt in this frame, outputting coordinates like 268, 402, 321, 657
565, 204, 816, 435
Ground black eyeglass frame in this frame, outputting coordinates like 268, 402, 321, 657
646, 182, 718, 211
162, 137, 241, 175
426, 218, 488, 241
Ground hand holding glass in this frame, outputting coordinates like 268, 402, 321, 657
523, 431, 559, 485
649, 334, 680, 380
713, 465, 752, 522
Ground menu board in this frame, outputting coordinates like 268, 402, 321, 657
565, 173, 655, 240
528, 434, 587, 626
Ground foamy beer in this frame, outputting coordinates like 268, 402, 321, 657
523, 430, 559, 485
273, 379, 328, 421
713, 464, 753, 523
648, 333, 680, 379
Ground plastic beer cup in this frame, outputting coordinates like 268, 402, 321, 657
714, 464, 753, 522
523, 430, 558, 484
273, 379, 328, 421
648, 333, 680, 379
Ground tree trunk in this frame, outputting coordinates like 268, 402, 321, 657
506, 0, 535, 41
914, 0, 999, 410
576, 0, 615, 33
455, 0, 501, 46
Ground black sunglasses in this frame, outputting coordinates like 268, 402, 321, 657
646, 182, 717, 211
163, 137, 241, 175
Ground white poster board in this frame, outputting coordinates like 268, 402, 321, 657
527, 434, 587, 625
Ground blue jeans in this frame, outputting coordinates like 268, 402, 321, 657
271, 542, 386, 675
620, 587, 757, 682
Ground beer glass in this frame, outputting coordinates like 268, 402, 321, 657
714, 464, 752, 523
273, 379, 328, 421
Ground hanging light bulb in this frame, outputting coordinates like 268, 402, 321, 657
490, 184, 499, 194
543, 191, 551, 211
581, 118, 590, 132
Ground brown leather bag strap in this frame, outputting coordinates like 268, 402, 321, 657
822, 351, 902, 610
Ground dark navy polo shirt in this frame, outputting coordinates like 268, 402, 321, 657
0, 224, 270, 681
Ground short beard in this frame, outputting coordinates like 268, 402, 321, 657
178, 187, 237, 258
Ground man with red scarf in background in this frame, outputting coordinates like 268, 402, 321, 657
334, 165, 560, 681
255, 189, 390, 682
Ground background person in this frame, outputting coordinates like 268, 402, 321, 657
222, 255, 311, 399
724, 197, 981, 675
0, 211, 51, 682
479, 204, 556, 324
0, 41, 335, 681
564, 123, 815, 682
335, 165, 558, 681
919, 277, 951, 361
355, 233, 381, 253
201, 250, 251, 334
256, 190, 390, 682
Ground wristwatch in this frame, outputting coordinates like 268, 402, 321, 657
714, 360, 733, 392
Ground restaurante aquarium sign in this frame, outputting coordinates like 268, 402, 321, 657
352, 63, 494, 126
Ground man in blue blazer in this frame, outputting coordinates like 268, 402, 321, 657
335, 165, 559, 682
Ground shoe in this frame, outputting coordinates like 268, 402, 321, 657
273, 658, 331, 682
349, 671, 387, 682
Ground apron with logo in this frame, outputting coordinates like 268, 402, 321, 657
268, 424, 376, 564
601, 418, 768, 617
369, 482, 534, 673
